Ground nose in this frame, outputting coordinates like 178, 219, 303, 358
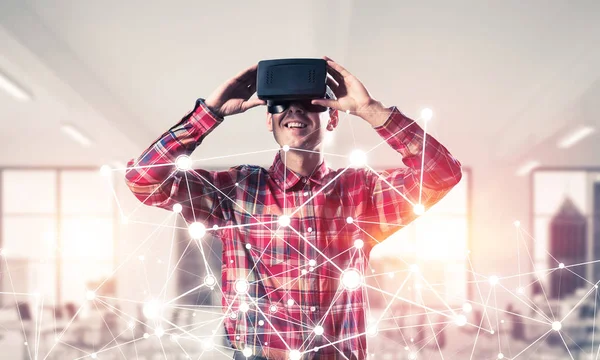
287, 102, 305, 113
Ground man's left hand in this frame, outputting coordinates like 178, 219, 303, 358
311, 56, 391, 127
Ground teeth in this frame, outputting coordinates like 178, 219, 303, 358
286, 122, 307, 128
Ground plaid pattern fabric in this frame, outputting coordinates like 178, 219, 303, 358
125, 99, 462, 360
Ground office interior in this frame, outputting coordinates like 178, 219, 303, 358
1, 1, 600, 359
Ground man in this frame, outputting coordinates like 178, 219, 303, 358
125, 56, 462, 360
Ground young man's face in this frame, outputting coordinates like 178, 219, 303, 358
266, 102, 338, 151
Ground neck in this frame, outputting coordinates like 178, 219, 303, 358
279, 148, 324, 177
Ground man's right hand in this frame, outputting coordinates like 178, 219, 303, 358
204, 64, 266, 118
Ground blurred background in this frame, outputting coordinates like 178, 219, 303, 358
1, 0, 600, 359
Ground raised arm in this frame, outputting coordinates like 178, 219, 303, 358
124, 64, 266, 226
364, 108, 462, 241
311, 56, 462, 244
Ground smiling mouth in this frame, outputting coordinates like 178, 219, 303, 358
284, 122, 308, 129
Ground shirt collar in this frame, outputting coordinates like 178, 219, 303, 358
268, 151, 330, 190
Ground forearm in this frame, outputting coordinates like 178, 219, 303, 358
125, 98, 223, 199
374, 107, 462, 190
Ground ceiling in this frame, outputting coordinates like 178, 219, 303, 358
1, 0, 599, 170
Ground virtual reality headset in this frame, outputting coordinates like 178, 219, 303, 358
256, 58, 335, 114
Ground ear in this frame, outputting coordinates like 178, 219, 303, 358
326, 108, 339, 130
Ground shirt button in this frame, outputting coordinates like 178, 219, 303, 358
301, 178, 308, 183
307, 227, 312, 232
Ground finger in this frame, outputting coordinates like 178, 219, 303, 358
241, 98, 267, 112
327, 66, 345, 85
311, 98, 340, 110
247, 81, 258, 95
325, 58, 352, 79
326, 74, 339, 90
232, 64, 259, 83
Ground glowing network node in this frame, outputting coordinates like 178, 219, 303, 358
290, 349, 301, 360
408, 353, 417, 360
314, 325, 324, 336
309, 267, 315, 272
155, 326, 165, 338
558, 263, 565, 269
454, 314, 467, 327
204, 275, 216, 287
258, 320, 265, 326
143, 333, 150, 339
270, 305, 278, 313
489, 275, 499, 286
367, 325, 378, 337
498, 353, 504, 359
349, 150, 367, 167
175, 155, 192, 171
170, 334, 178, 342
301, 269, 308, 275
235, 279, 249, 294
143, 300, 163, 320
346, 216, 354, 224
462, 303, 472, 313
513, 220, 520, 227
245, 243, 252, 250
100, 165, 111, 177
282, 145, 290, 152
230, 312, 237, 319
490, 330, 495, 335
121, 216, 129, 225
128, 321, 135, 329
308, 259, 317, 267
287, 299, 295, 307
173, 203, 182, 213
0, 248, 5, 256
91, 353, 98, 359
354, 239, 364, 249
86, 290, 96, 301
138, 255, 145, 261
188, 222, 206, 239
239, 302, 250, 313
202, 338, 214, 351
413, 204, 425, 215
278, 215, 291, 227
410, 264, 420, 273
242, 347, 253, 358
420, 108, 433, 122
552, 321, 562, 331
341, 269, 363, 290
213, 224, 219, 230
517, 287, 524, 294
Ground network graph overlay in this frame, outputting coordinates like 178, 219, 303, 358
2, 108, 600, 360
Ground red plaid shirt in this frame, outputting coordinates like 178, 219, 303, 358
125, 99, 462, 360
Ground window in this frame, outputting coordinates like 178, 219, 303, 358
532, 169, 600, 292
0, 168, 115, 305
